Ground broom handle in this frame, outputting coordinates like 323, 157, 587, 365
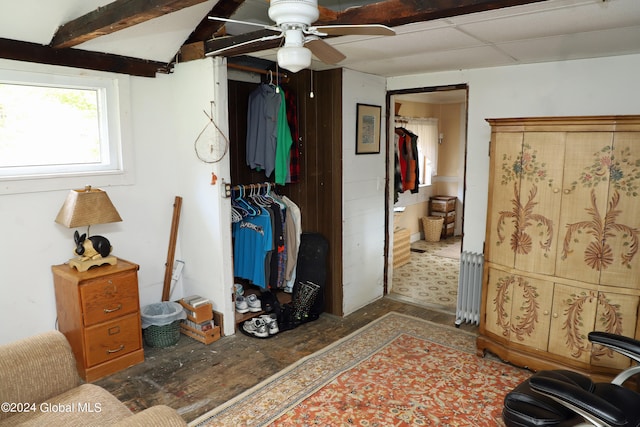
162, 196, 182, 301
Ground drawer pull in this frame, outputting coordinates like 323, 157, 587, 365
104, 304, 122, 314
107, 345, 125, 354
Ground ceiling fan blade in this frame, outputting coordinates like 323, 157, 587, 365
206, 33, 284, 57
208, 16, 281, 33
310, 24, 395, 36
305, 38, 346, 64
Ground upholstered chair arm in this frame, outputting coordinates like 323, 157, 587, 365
530, 376, 626, 427
588, 331, 640, 364
0, 331, 82, 421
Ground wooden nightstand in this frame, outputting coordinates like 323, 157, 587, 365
52, 258, 144, 382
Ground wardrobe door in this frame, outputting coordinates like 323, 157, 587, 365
598, 132, 640, 288
513, 132, 565, 275
484, 267, 553, 351
485, 131, 522, 268
555, 132, 612, 284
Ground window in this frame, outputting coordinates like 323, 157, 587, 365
406, 118, 438, 186
0, 67, 132, 194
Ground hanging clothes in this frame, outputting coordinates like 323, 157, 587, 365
275, 86, 293, 185
284, 88, 301, 183
231, 185, 301, 291
232, 202, 273, 289
246, 83, 281, 177
393, 133, 404, 203
406, 130, 420, 194
282, 195, 301, 293
394, 127, 420, 194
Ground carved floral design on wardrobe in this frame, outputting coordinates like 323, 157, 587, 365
496, 144, 554, 256
492, 275, 539, 342
562, 290, 623, 361
491, 274, 624, 360
562, 146, 640, 271
496, 143, 640, 271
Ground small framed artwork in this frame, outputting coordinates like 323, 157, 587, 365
355, 103, 381, 154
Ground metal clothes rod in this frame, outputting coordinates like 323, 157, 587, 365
227, 63, 289, 82
224, 182, 276, 198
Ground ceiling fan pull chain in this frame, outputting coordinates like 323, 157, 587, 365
309, 69, 314, 99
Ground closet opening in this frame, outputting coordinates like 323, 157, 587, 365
384, 85, 469, 314
226, 56, 344, 330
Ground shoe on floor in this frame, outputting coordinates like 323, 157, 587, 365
246, 294, 262, 312
259, 313, 279, 335
235, 295, 249, 314
242, 318, 269, 338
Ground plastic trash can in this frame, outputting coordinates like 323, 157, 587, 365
141, 302, 186, 347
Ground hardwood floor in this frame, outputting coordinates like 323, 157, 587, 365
97, 296, 478, 423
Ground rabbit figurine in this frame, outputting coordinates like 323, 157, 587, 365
74, 230, 113, 261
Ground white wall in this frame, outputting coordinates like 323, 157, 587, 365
388, 53, 640, 254
0, 57, 235, 344
4, 52, 640, 344
341, 69, 387, 315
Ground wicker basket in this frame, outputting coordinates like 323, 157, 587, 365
422, 216, 444, 242
143, 320, 181, 347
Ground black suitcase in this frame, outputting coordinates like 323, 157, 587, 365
278, 232, 329, 330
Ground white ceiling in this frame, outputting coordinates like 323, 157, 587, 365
248, 0, 640, 77
0, 0, 638, 78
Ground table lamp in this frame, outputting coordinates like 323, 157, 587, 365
55, 185, 122, 271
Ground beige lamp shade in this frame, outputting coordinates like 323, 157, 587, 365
55, 186, 122, 229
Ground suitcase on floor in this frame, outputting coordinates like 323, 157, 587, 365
280, 233, 329, 329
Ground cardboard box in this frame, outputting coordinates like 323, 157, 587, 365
178, 299, 213, 323
180, 323, 221, 345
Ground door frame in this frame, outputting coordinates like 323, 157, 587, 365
383, 84, 469, 295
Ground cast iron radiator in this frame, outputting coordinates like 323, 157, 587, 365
455, 251, 484, 327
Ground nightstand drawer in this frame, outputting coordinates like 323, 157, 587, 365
84, 313, 141, 366
80, 271, 139, 326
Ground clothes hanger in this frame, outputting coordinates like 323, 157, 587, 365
236, 186, 259, 216
231, 188, 250, 219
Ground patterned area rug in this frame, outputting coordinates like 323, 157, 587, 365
189, 312, 530, 426
392, 237, 461, 311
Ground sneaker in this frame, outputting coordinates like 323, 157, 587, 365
242, 318, 269, 338
235, 295, 249, 314
246, 294, 262, 312
259, 313, 279, 335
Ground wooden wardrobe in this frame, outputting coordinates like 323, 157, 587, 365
477, 116, 640, 380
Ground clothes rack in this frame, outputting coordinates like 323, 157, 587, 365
224, 182, 275, 198
227, 63, 289, 83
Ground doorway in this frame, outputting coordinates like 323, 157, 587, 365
384, 85, 468, 313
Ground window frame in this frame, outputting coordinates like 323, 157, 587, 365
0, 63, 133, 195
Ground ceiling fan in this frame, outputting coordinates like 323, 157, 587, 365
206, 0, 395, 73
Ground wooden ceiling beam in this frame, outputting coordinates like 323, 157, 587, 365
203, 29, 282, 58
185, 0, 247, 44
50, 0, 208, 49
315, 0, 547, 27
0, 38, 170, 77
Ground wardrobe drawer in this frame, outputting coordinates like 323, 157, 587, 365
84, 313, 141, 366
80, 272, 139, 326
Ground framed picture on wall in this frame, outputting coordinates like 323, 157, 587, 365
355, 103, 381, 154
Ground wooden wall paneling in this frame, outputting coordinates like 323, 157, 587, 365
317, 68, 343, 316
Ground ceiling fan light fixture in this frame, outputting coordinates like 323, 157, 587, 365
277, 45, 311, 73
